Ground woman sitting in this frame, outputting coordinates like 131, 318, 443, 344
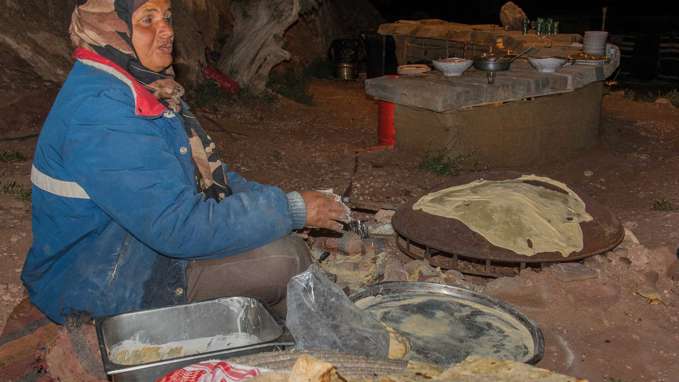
21, 0, 348, 324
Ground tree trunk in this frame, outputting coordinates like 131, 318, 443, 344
0, 0, 72, 83
172, 0, 232, 88
172, 0, 209, 88
217, 0, 301, 94
0, 0, 380, 91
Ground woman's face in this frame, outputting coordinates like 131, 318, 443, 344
131, 0, 174, 72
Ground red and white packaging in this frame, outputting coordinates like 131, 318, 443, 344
157, 360, 269, 382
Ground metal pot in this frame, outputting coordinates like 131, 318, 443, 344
328, 38, 362, 64
336, 62, 358, 80
472, 55, 513, 72
473, 47, 534, 84
472, 54, 512, 84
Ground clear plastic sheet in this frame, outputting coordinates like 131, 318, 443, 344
286, 264, 390, 359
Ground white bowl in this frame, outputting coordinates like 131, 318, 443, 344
432, 57, 473, 77
528, 57, 568, 73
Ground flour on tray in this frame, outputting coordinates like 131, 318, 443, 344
110, 332, 261, 365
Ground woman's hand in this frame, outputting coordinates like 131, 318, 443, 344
300, 191, 351, 231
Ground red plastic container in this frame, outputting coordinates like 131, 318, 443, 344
377, 100, 396, 147
202, 65, 240, 94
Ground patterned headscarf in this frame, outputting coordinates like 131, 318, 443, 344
70, 0, 232, 201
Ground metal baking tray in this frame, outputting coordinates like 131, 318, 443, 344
350, 282, 544, 366
95, 297, 293, 382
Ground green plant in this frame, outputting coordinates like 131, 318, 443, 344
636, 90, 657, 102
1, 181, 31, 202
190, 80, 228, 109
622, 88, 635, 100
419, 150, 465, 176
652, 198, 676, 211
267, 67, 314, 105
0, 151, 27, 163
664, 89, 679, 107
305, 58, 335, 80
191, 80, 277, 109
236, 87, 275, 104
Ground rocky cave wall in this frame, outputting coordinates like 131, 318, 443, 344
0, 0, 382, 92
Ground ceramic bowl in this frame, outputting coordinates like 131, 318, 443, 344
528, 57, 568, 73
432, 57, 473, 77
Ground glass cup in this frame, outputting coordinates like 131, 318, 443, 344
522, 18, 529, 35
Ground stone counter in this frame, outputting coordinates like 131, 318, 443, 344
365, 45, 619, 113
365, 20, 620, 167
392, 82, 604, 167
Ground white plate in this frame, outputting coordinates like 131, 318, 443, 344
397, 64, 431, 76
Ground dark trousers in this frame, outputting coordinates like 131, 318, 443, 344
186, 235, 312, 316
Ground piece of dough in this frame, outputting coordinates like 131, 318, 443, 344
434, 356, 587, 382
406, 361, 443, 378
413, 175, 593, 257
288, 355, 346, 382
385, 325, 410, 360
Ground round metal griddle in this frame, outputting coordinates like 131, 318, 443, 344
350, 282, 544, 366
393, 171, 624, 276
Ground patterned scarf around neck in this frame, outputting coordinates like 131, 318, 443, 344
70, 0, 232, 201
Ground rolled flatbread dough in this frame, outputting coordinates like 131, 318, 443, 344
412, 175, 593, 257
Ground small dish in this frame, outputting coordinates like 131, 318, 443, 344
528, 57, 569, 73
397, 64, 431, 76
432, 57, 474, 77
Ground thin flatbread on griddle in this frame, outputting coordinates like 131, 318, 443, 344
413, 175, 593, 257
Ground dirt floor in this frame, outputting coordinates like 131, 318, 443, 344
1, 66, 678, 382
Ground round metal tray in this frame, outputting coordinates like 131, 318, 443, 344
392, 171, 624, 265
349, 282, 544, 366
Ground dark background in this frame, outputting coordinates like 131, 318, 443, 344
368, 1, 679, 34
367, 1, 679, 83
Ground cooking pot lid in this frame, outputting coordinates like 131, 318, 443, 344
476, 53, 501, 62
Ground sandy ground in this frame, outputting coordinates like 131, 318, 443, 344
1, 73, 678, 382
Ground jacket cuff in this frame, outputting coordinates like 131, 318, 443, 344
286, 191, 307, 229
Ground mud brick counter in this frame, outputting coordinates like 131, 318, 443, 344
365, 20, 620, 167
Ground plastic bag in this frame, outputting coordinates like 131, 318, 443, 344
286, 264, 390, 359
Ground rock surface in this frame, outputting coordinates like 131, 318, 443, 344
0, 0, 72, 82
0, 0, 381, 91
499, 1, 527, 31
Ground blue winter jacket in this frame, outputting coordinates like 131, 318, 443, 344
21, 49, 307, 324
